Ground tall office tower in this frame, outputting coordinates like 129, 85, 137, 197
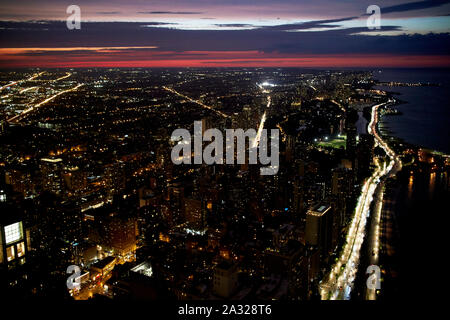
345, 125, 357, 161
213, 261, 239, 298
166, 183, 185, 227
5, 169, 33, 196
0, 220, 29, 267
305, 203, 333, 263
184, 197, 206, 232
0, 199, 31, 268
331, 168, 354, 225
59, 201, 83, 243
263, 240, 306, 299
62, 166, 87, 195
104, 161, 126, 196
0, 116, 7, 136
285, 135, 296, 163
103, 216, 137, 258
40, 157, 64, 195
240, 106, 253, 129
292, 176, 304, 219
357, 133, 375, 181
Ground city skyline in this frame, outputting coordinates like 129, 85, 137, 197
0, 0, 448, 307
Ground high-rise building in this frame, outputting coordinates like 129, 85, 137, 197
184, 197, 205, 231
103, 216, 137, 258
345, 125, 357, 161
104, 161, 126, 196
5, 169, 33, 196
0, 117, 7, 136
331, 168, 354, 226
292, 176, 304, 218
166, 183, 185, 227
264, 240, 306, 299
305, 203, 333, 262
213, 261, 238, 298
40, 158, 64, 195
357, 133, 375, 181
62, 166, 87, 195
0, 200, 31, 269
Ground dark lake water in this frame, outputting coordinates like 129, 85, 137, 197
374, 68, 450, 154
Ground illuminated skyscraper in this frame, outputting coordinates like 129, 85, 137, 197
213, 261, 238, 298
305, 203, 333, 261
40, 158, 64, 195
0, 200, 31, 268
184, 197, 206, 231
357, 133, 375, 181
62, 166, 87, 195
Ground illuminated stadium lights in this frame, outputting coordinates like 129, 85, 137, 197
260, 82, 275, 87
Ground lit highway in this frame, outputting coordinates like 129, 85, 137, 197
320, 100, 402, 300
7, 83, 84, 123
365, 100, 402, 300
366, 184, 384, 300
331, 99, 346, 113
53, 72, 72, 82
0, 71, 45, 91
252, 95, 271, 148
19, 86, 38, 94
162, 86, 229, 118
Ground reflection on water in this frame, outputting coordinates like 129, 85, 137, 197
408, 172, 414, 200
429, 172, 436, 200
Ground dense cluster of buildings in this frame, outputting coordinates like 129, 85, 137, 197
0, 68, 447, 300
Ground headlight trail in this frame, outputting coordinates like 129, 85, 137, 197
0, 71, 45, 91
7, 83, 84, 123
163, 86, 229, 118
53, 72, 72, 82
252, 95, 271, 148
320, 100, 401, 300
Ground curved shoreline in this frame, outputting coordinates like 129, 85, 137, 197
319, 99, 402, 300
376, 86, 450, 156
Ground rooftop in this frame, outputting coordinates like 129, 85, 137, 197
91, 256, 115, 270
308, 203, 331, 217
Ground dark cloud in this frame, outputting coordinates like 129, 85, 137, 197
137, 11, 203, 15
380, 0, 450, 14
140, 22, 178, 26
265, 16, 359, 31
95, 11, 122, 15
9, 48, 157, 57
214, 24, 254, 28
0, 20, 449, 57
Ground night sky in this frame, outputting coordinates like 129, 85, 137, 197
0, 0, 449, 67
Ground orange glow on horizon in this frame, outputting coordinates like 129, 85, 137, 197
0, 48, 449, 68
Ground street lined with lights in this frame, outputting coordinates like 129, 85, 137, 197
0, 71, 45, 91
252, 82, 275, 148
320, 100, 402, 300
163, 86, 229, 118
7, 83, 84, 123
